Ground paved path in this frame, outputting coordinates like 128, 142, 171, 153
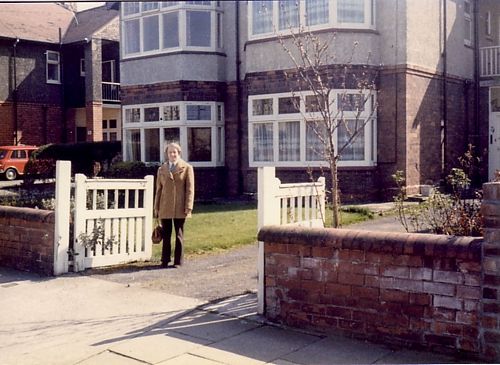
0, 267, 472, 365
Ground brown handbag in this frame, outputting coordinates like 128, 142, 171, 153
152, 219, 163, 244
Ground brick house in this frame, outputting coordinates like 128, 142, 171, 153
120, 0, 498, 201
0, 2, 121, 147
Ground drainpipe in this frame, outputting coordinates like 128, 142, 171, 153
472, 0, 480, 146
12, 38, 19, 145
441, 0, 448, 178
235, 1, 243, 195
59, 27, 67, 143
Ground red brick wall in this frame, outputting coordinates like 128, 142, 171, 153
0, 101, 64, 146
258, 226, 483, 358
0, 206, 55, 276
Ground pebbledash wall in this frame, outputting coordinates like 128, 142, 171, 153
258, 182, 500, 362
0, 206, 55, 276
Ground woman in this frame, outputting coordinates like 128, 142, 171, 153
154, 143, 194, 268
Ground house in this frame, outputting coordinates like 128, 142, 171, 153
0, 2, 121, 147
479, 0, 500, 181
120, 0, 498, 201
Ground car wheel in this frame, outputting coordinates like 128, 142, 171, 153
5, 168, 17, 181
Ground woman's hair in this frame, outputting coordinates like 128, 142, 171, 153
165, 142, 182, 155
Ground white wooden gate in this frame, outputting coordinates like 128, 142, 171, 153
72, 174, 154, 272
53, 161, 154, 273
257, 166, 326, 314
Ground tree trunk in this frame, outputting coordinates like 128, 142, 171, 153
330, 159, 341, 228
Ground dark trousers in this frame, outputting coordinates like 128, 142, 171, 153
160, 218, 185, 266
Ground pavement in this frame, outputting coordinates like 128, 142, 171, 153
0, 267, 474, 365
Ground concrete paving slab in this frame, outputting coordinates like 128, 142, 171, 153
374, 348, 470, 364
161, 310, 261, 342
109, 332, 210, 364
0, 270, 203, 365
202, 292, 264, 323
279, 335, 392, 365
157, 353, 225, 364
76, 350, 147, 365
190, 325, 321, 364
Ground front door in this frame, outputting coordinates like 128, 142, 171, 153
489, 87, 500, 180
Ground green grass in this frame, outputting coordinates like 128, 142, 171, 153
152, 201, 373, 259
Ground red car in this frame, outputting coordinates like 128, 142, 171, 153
0, 145, 38, 180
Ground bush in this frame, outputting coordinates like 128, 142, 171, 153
104, 161, 160, 179
25, 141, 122, 180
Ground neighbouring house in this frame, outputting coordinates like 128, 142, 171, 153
0, 2, 121, 147
117, 1, 498, 201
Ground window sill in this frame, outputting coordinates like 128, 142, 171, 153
46, 80, 61, 85
122, 50, 227, 61
246, 27, 379, 47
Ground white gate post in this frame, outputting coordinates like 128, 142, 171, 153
257, 166, 281, 314
143, 175, 154, 259
73, 173, 87, 272
54, 161, 71, 275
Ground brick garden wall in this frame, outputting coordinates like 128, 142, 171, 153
0, 206, 55, 276
258, 227, 485, 359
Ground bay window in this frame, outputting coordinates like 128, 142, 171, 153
249, 91, 376, 167
123, 101, 224, 167
249, 0, 375, 39
122, 1, 223, 57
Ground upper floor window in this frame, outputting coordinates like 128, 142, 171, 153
121, 1, 223, 58
485, 11, 492, 37
46, 50, 60, 84
249, 0, 375, 40
464, 0, 473, 46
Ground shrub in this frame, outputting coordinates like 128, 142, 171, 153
104, 161, 159, 179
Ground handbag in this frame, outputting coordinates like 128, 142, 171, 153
151, 219, 163, 244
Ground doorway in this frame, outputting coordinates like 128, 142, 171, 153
489, 87, 500, 180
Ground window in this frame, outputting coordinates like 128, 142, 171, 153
46, 50, 60, 84
102, 119, 120, 142
248, 91, 376, 167
123, 101, 224, 166
80, 58, 85, 77
187, 11, 211, 47
122, 2, 223, 57
485, 11, 491, 36
252, 0, 273, 35
143, 15, 160, 51
464, 0, 472, 46
249, 0, 375, 39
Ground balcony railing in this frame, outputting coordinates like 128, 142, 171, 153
480, 46, 500, 77
102, 82, 120, 102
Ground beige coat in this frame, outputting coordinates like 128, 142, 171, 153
154, 159, 194, 219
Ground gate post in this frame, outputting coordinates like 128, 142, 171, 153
54, 161, 71, 275
73, 174, 87, 272
257, 166, 281, 314
144, 175, 154, 259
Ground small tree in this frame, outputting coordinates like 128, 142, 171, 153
276, 27, 377, 227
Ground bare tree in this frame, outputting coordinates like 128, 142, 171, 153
276, 27, 378, 228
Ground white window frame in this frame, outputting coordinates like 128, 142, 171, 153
248, 91, 377, 168
122, 101, 224, 167
46, 50, 61, 84
464, 0, 473, 46
248, 0, 376, 41
485, 11, 492, 37
121, 1, 224, 58
80, 58, 85, 77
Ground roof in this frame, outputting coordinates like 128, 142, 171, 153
63, 4, 119, 44
0, 3, 73, 43
0, 3, 118, 44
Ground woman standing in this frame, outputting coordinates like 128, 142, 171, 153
154, 143, 194, 268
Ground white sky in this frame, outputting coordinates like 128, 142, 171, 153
75, 2, 105, 11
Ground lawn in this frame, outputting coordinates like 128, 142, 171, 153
152, 201, 373, 259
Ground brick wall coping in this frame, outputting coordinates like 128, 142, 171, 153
0, 206, 54, 223
258, 226, 482, 260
